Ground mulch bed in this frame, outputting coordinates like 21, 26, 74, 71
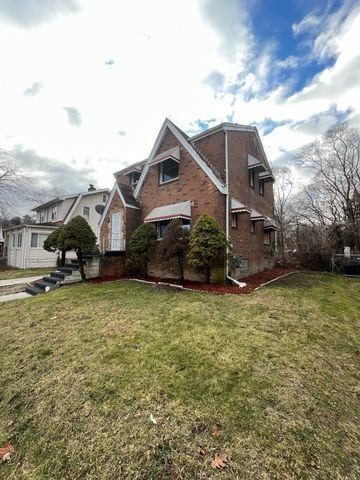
89, 267, 297, 295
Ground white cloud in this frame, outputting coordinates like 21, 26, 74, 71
0, 0, 358, 210
24, 81, 43, 96
63, 106, 82, 127
292, 14, 321, 36
0, 0, 80, 28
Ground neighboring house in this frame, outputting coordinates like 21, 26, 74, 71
4, 185, 110, 269
100, 118, 277, 281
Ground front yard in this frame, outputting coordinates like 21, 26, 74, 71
0, 268, 53, 281
0, 273, 359, 479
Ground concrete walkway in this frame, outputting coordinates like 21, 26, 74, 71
0, 276, 43, 288
0, 292, 32, 303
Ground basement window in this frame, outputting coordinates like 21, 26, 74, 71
159, 158, 179, 184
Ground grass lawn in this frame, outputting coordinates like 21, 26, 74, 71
0, 273, 359, 479
0, 268, 53, 281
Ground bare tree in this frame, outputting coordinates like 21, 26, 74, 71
26, 184, 65, 206
273, 166, 294, 261
0, 149, 30, 216
296, 122, 360, 251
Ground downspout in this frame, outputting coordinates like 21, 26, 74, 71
224, 128, 246, 289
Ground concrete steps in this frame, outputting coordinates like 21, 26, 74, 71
25, 256, 99, 297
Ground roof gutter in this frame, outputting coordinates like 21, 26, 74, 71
224, 127, 247, 289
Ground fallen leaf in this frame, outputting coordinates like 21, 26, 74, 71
7, 420, 15, 428
197, 446, 206, 456
0, 443, 15, 462
211, 452, 228, 469
211, 428, 221, 438
50, 316, 58, 320
149, 414, 157, 425
355, 350, 360, 356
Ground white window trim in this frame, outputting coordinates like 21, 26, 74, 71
159, 158, 179, 185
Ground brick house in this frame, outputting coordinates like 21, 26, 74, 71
99, 118, 277, 281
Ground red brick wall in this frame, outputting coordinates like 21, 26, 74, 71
100, 189, 140, 252
138, 127, 226, 281
193, 130, 226, 182
100, 255, 126, 277
102, 126, 276, 281
227, 130, 275, 277
139, 128, 225, 230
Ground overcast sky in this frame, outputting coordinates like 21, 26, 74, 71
0, 0, 359, 213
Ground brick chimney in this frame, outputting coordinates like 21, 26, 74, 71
88, 184, 96, 192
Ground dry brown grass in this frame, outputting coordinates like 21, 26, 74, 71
0, 273, 359, 479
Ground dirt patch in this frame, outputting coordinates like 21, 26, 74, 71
89, 267, 297, 295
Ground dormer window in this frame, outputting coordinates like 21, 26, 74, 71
40, 210, 46, 223
129, 171, 141, 187
159, 158, 179, 184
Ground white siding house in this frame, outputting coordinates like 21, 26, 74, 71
4, 186, 110, 269
5, 225, 58, 269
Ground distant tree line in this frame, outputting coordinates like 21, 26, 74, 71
273, 122, 360, 269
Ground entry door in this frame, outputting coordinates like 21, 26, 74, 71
111, 213, 121, 250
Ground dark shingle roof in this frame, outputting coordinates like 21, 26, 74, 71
31, 197, 62, 212
117, 182, 140, 208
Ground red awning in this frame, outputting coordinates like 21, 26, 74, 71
144, 200, 191, 222
231, 198, 251, 213
148, 146, 180, 166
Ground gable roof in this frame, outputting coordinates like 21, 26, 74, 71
117, 183, 140, 208
190, 122, 273, 174
98, 181, 140, 228
31, 197, 62, 212
62, 188, 110, 224
113, 159, 147, 178
134, 118, 226, 197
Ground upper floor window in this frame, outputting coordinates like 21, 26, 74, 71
51, 206, 58, 221
83, 206, 90, 219
251, 220, 256, 234
231, 213, 238, 228
264, 231, 271, 245
249, 169, 255, 189
129, 171, 141, 188
259, 179, 264, 196
40, 210, 46, 223
159, 158, 179, 184
102, 194, 107, 203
